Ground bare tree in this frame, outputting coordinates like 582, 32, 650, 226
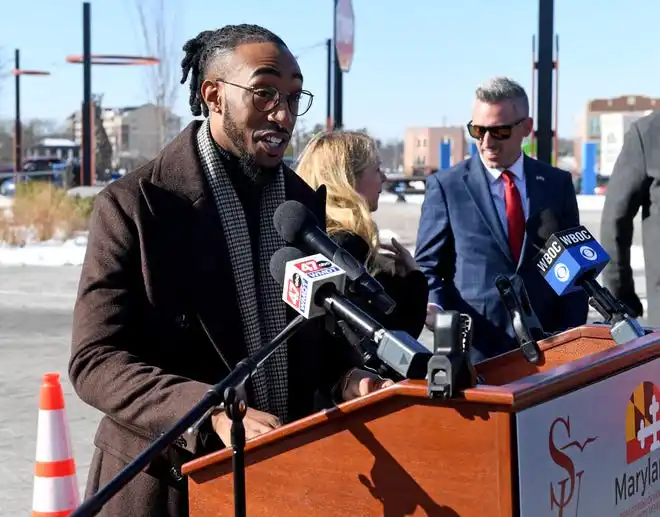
132, 0, 182, 149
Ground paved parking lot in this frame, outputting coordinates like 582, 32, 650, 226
0, 266, 100, 514
0, 201, 647, 513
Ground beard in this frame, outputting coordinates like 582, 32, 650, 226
223, 104, 280, 186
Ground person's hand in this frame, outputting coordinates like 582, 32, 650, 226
211, 407, 281, 446
380, 237, 418, 276
620, 292, 644, 318
425, 303, 442, 329
341, 368, 395, 401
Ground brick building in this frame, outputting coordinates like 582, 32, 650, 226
403, 126, 467, 175
574, 95, 660, 170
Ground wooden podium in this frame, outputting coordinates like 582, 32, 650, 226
182, 324, 660, 517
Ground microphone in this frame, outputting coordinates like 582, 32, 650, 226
270, 246, 431, 380
273, 200, 396, 315
427, 310, 479, 398
531, 210, 646, 345
534, 223, 609, 297
495, 275, 543, 364
279, 252, 347, 319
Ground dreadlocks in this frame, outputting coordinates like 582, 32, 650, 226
180, 24, 287, 117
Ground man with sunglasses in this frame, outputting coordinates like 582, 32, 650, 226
69, 24, 390, 517
415, 76, 588, 363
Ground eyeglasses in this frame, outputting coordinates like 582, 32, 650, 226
467, 118, 526, 141
216, 79, 314, 116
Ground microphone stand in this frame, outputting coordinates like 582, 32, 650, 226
70, 314, 312, 517
580, 277, 647, 345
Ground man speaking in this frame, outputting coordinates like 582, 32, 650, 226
69, 24, 390, 517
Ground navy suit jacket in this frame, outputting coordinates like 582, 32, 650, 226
414, 154, 589, 362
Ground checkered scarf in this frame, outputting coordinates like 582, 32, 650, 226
195, 119, 289, 423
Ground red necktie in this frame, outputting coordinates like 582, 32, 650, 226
502, 170, 525, 263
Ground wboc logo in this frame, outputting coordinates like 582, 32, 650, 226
554, 263, 570, 283
579, 245, 598, 261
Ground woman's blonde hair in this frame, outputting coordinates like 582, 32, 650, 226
296, 131, 382, 265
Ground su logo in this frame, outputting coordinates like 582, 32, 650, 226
548, 416, 598, 517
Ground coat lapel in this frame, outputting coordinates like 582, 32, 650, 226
462, 154, 514, 263
520, 155, 551, 264
141, 121, 250, 370
523, 155, 550, 223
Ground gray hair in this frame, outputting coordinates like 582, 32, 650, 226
475, 77, 530, 117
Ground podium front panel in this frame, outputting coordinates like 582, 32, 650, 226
516, 356, 660, 517
188, 398, 516, 517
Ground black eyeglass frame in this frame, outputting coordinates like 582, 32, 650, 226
216, 78, 314, 117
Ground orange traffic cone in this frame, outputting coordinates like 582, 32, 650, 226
31, 372, 80, 517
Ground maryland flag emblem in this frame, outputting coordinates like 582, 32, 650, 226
626, 381, 660, 464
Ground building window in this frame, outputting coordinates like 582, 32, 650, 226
628, 96, 636, 106
422, 139, 427, 147
588, 116, 600, 139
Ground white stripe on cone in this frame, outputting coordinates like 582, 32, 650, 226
35, 409, 75, 462
32, 475, 80, 513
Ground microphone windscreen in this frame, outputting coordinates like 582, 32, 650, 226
537, 209, 561, 242
332, 232, 370, 263
269, 246, 306, 286
273, 200, 319, 243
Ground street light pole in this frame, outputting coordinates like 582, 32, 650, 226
326, 38, 333, 131
536, 0, 555, 164
332, 0, 343, 129
13, 49, 21, 180
11, 51, 50, 184
81, 1, 93, 187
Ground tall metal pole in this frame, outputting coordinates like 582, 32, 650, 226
332, 0, 343, 130
553, 34, 560, 165
530, 35, 536, 157
13, 49, 21, 181
536, 0, 554, 164
81, 1, 92, 186
326, 38, 333, 131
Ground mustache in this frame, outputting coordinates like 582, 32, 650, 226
255, 125, 290, 138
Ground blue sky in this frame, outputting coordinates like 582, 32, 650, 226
1, 0, 658, 141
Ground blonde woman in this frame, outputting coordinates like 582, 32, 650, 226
296, 131, 428, 339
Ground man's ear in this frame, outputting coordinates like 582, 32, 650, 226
201, 79, 222, 114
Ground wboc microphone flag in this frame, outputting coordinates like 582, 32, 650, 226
533, 226, 610, 296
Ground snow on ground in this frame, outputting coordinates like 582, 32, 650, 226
0, 193, 641, 269
0, 234, 88, 266
0, 227, 646, 269
0, 194, 89, 266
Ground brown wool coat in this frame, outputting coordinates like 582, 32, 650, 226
69, 121, 361, 517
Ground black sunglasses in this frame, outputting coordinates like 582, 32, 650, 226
216, 79, 314, 116
467, 118, 526, 141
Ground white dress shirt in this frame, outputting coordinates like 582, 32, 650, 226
481, 152, 529, 236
